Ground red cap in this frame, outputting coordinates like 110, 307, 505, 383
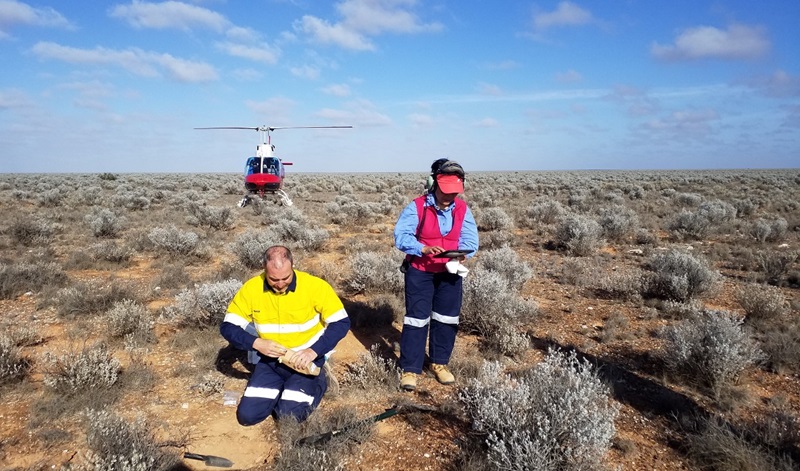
436, 174, 464, 194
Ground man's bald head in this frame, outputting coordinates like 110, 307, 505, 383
263, 246, 294, 294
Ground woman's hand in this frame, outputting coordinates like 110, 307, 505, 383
422, 245, 444, 255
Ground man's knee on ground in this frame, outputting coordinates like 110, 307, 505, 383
237, 405, 272, 426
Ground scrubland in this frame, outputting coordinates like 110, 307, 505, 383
0, 169, 798, 470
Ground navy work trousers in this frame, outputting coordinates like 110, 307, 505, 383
398, 266, 462, 374
237, 356, 327, 425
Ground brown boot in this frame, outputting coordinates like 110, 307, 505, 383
400, 371, 418, 391
430, 363, 455, 385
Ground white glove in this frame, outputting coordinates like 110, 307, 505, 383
445, 260, 469, 277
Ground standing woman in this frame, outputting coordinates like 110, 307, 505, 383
393, 159, 479, 391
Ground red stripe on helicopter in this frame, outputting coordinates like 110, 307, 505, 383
245, 174, 281, 185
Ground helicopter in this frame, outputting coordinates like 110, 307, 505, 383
195, 125, 352, 207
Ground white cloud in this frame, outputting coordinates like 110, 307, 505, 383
217, 41, 281, 64
477, 82, 503, 96
30, 41, 218, 82
533, 1, 593, 31
108, 0, 229, 32
483, 60, 520, 71
321, 83, 352, 97
226, 25, 262, 43
744, 69, 800, 98
651, 24, 770, 61
246, 97, 296, 124
314, 99, 392, 127
409, 112, 434, 127
337, 0, 442, 35
555, 69, 583, 84
476, 117, 499, 127
0, 0, 73, 37
231, 68, 263, 81
294, 15, 375, 51
295, 0, 442, 51
643, 108, 720, 138
290, 65, 321, 80
0, 87, 33, 109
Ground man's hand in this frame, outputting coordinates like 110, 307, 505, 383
286, 348, 318, 371
253, 338, 288, 358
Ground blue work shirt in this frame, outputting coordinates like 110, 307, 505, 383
394, 193, 479, 258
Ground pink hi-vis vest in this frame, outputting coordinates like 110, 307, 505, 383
409, 195, 467, 273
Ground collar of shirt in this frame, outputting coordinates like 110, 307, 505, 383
263, 270, 298, 294
426, 192, 455, 213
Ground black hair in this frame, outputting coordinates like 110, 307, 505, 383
430, 158, 449, 175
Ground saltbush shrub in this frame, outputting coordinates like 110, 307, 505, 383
475, 247, 532, 292
749, 217, 788, 243
668, 209, 711, 241
43, 343, 121, 396
169, 279, 242, 327
554, 214, 604, 256
342, 344, 400, 394
269, 219, 330, 251
54, 282, 137, 319
82, 409, 181, 470
462, 269, 535, 355
660, 309, 763, 396
477, 207, 514, 232
105, 299, 155, 349
9, 216, 59, 246
459, 350, 619, 471
597, 205, 639, 241
148, 225, 200, 256
685, 415, 797, 471
345, 251, 404, 295
525, 197, 567, 225
0, 261, 67, 299
756, 250, 798, 286
759, 323, 800, 375
0, 334, 31, 387
228, 228, 279, 269
736, 283, 788, 324
698, 199, 737, 225
187, 203, 235, 230
643, 250, 719, 302
85, 208, 126, 238
89, 240, 133, 264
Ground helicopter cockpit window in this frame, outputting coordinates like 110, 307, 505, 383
246, 158, 260, 175
264, 158, 279, 176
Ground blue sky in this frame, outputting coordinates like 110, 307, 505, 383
1, 0, 798, 173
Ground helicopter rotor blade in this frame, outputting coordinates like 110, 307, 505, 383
267, 125, 353, 131
195, 125, 352, 132
194, 126, 260, 131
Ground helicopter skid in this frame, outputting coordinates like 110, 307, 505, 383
237, 190, 292, 207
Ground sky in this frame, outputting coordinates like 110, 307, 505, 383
1, 0, 798, 173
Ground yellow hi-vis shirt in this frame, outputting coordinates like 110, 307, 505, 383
224, 270, 347, 350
